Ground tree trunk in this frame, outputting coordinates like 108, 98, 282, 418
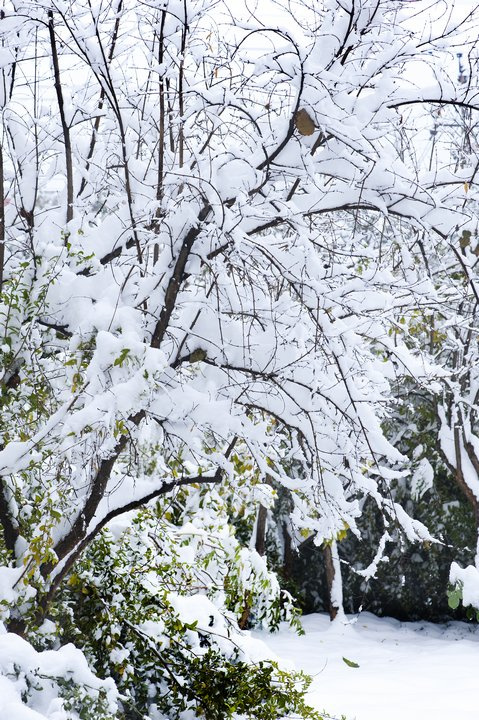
255, 504, 268, 556
324, 540, 344, 621
282, 521, 294, 584
440, 416, 479, 569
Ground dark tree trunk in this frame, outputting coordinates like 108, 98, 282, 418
282, 521, 294, 583
255, 504, 268, 556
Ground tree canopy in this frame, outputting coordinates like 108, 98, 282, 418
1, 1, 479, 718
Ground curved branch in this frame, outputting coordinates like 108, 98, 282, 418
46, 471, 223, 601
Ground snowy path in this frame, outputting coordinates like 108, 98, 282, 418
255, 613, 479, 720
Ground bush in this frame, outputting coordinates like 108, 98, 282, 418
46, 504, 320, 719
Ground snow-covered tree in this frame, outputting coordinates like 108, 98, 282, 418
1, 0, 479, 715
396, 55, 479, 620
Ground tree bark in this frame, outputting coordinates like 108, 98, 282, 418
255, 504, 268, 556
282, 521, 294, 584
324, 540, 343, 621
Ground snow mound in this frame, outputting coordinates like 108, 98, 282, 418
0, 628, 117, 719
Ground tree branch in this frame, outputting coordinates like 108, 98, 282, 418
0, 142, 4, 293
151, 202, 211, 349
46, 471, 223, 602
77, 0, 123, 198
50, 410, 144, 567
48, 11, 73, 226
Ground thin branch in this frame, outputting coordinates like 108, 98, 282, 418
48, 10, 73, 226
390, 98, 479, 112
77, 0, 123, 198
0, 142, 4, 293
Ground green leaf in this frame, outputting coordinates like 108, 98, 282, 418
113, 348, 130, 367
342, 656, 360, 668
447, 589, 461, 610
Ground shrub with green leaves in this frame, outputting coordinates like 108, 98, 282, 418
45, 502, 316, 719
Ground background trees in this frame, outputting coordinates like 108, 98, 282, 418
0, 0, 479, 717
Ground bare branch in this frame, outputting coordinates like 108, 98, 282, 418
48, 10, 74, 226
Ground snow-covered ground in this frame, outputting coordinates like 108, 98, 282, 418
256, 612, 479, 720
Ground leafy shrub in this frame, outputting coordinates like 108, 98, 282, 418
47, 505, 318, 719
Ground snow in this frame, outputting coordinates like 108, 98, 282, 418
0, 628, 118, 719
1, 611, 477, 720
450, 563, 479, 608
256, 612, 479, 720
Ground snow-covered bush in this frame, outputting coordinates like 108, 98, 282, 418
51, 508, 316, 719
448, 563, 479, 621
0, 627, 117, 720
